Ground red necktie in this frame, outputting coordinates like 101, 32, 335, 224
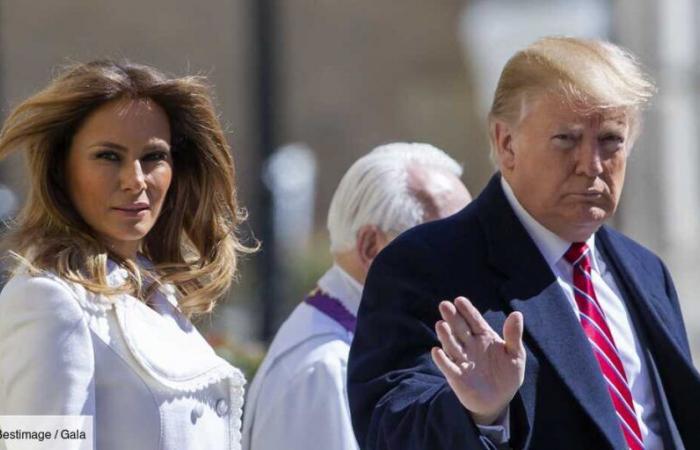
564, 242, 644, 450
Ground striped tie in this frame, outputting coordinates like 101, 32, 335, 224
564, 243, 644, 450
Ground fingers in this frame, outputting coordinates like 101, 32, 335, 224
440, 297, 524, 356
439, 301, 473, 343
454, 297, 492, 336
435, 320, 468, 363
503, 311, 525, 357
431, 347, 461, 379
431, 347, 474, 378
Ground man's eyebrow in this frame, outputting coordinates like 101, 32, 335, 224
601, 115, 628, 126
554, 124, 585, 131
600, 121, 628, 130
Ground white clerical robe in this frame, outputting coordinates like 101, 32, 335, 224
242, 265, 361, 450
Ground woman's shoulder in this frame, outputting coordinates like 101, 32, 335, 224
0, 272, 95, 346
0, 271, 85, 318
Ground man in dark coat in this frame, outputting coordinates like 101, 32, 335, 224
348, 36, 700, 450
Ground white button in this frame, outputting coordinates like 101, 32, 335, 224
215, 398, 229, 417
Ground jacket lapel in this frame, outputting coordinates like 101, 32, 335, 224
597, 227, 692, 364
475, 174, 627, 449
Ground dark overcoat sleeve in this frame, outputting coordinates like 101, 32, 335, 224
347, 235, 507, 450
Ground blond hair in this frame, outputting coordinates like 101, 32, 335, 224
0, 60, 255, 317
488, 36, 656, 164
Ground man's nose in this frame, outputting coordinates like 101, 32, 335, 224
120, 160, 147, 192
575, 139, 604, 177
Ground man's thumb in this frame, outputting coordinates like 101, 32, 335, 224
503, 311, 524, 356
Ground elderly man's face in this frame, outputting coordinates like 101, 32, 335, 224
407, 164, 472, 222
497, 94, 630, 242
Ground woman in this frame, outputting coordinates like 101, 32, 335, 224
0, 60, 252, 449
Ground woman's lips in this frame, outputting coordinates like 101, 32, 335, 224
112, 205, 149, 217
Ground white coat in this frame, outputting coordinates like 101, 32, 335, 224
242, 265, 361, 450
0, 260, 245, 450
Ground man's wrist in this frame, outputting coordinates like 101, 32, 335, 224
474, 406, 511, 445
470, 406, 507, 426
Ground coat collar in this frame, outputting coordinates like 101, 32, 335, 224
101, 258, 245, 392
112, 288, 244, 392
41, 257, 245, 392
596, 227, 691, 360
475, 173, 628, 449
500, 176, 599, 272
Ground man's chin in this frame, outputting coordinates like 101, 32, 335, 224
565, 201, 609, 222
582, 205, 611, 223
569, 215, 607, 240
555, 210, 608, 242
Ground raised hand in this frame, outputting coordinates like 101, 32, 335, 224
431, 296, 526, 425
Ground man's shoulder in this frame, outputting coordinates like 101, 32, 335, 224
257, 302, 351, 383
248, 322, 350, 414
273, 300, 352, 347
375, 205, 484, 268
242, 307, 352, 447
267, 335, 349, 379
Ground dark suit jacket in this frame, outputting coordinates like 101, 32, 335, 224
348, 174, 700, 450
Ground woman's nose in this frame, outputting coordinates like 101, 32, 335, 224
120, 160, 147, 192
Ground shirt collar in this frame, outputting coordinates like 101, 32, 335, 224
500, 176, 598, 271
316, 264, 363, 316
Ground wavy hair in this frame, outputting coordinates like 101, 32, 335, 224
0, 60, 255, 317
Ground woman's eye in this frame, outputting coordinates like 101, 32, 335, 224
96, 151, 120, 161
142, 151, 169, 162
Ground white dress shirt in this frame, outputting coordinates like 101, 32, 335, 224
500, 177, 664, 449
242, 265, 361, 450
0, 258, 245, 450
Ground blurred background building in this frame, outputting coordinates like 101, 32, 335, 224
0, 0, 698, 377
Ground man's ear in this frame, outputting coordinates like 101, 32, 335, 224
355, 225, 387, 268
493, 120, 516, 171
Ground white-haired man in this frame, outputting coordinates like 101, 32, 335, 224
242, 143, 471, 450
349, 37, 700, 450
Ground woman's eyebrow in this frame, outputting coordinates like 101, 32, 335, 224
88, 141, 127, 151
143, 140, 171, 152
87, 140, 172, 153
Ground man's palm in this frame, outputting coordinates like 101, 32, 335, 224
431, 297, 526, 425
